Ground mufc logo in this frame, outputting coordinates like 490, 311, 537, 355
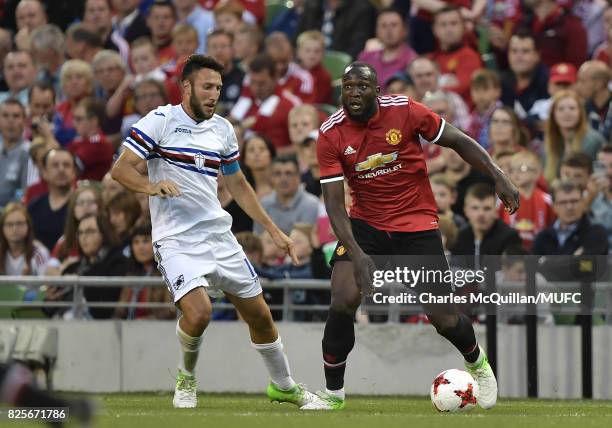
194, 152, 206, 170
385, 129, 402, 145
336, 245, 346, 256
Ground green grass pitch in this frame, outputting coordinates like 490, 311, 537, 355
5, 394, 612, 428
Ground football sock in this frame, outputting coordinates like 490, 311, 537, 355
465, 349, 485, 368
322, 310, 355, 391
437, 314, 480, 364
176, 319, 203, 375
252, 336, 296, 391
325, 388, 346, 400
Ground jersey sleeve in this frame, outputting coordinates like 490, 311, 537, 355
122, 109, 165, 159
220, 120, 240, 165
317, 130, 344, 184
409, 100, 446, 144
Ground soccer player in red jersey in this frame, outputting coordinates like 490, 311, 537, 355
302, 63, 519, 411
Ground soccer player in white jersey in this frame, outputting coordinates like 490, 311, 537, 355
111, 55, 319, 409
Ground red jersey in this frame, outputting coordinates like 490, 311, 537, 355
317, 95, 444, 232
498, 187, 555, 249
241, 62, 314, 103
429, 45, 482, 106
308, 64, 333, 104
67, 133, 115, 181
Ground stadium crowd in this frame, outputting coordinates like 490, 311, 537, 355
0, 0, 611, 322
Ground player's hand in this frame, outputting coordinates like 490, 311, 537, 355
495, 174, 520, 215
270, 230, 299, 265
353, 252, 377, 297
148, 180, 181, 198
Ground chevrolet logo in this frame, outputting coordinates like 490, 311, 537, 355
355, 152, 398, 171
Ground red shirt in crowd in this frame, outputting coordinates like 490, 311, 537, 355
230, 91, 300, 149
317, 95, 444, 232
308, 64, 333, 105
241, 62, 315, 103
429, 44, 482, 106
200, 0, 265, 25
593, 43, 612, 68
67, 133, 115, 181
498, 187, 556, 250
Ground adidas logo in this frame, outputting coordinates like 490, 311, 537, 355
344, 146, 356, 155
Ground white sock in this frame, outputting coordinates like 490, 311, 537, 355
252, 336, 296, 391
176, 320, 202, 375
326, 388, 345, 400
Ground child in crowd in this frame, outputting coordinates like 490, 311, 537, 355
296, 30, 332, 105
468, 69, 502, 151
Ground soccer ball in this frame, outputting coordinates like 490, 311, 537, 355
430, 369, 478, 412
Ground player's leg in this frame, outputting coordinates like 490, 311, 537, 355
172, 287, 213, 408
225, 292, 317, 407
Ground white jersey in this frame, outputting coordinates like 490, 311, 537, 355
122, 104, 240, 242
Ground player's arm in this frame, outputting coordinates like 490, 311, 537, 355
436, 123, 519, 214
223, 166, 299, 265
111, 149, 181, 198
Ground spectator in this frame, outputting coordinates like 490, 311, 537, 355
518, 0, 587, 69
54, 59, 95, 146
115, 223, 174, 320
430, 174, 466, 229
111, 0, 150, 43
50, 184, 102, 266
54, 213, 128, 319
121, 79, 168, 139
592, 4, 612, 67
590, 145, 612, 250
357, 8, 417, 92
500, 29, 549, 130
384, 72, 416, 98
65, 23, 104, 63
146, 0, 178, 65
288, 104, 319, 164
450, 183, 523, 268
488, 106, 527, 157
265, 32, 314, 103
407, 57, 471, 131
296, 30, 332, 105
0, 99, 29, 208
241, 134, 276, 199
230, 54, 300, 152
206, 29, 245, 117
296, 0, 378, 59
0, 29, 11, 92
267, 0, 304, 38
28, 81, 55, 126
253, 155, 319, 235
499, 151, 555, 249
174, 0, 215, 54
101, 171, 124, 206
259, 229, 285, 267
533, 180, 608, 260
82, 0, 130, 63
559, 152, 593, 191
468, 69, 502, 151
0, 202, 49, 276
28, 24, 65, 96
23, 139, 57, 205
577, 60, 612, 142
530, 62, 577, 124
299, 135, 321, 198
163, 23, 199, 80
66, 98, 114, 182
213, 0, 245, 36
422, 90, 456, 125
543, 90, 606, 184
13, 0, 47, 51
233, 24, 263, 72
28, 148, 76, 251
106, 190, 142, 253
0, 51, 37, 106
429, 6, 482, 104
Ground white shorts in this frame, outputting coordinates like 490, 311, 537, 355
153, 228, 261, 303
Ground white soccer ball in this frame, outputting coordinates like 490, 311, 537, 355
430, 369, 478, 412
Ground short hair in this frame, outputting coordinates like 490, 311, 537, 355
291, 223, 313, 243
434, 5, 463, 20
296, 30, 325, 49
561, 151, 593, 174
133, 78, 168, 104
0, 98, 26, 117
3, 50, 34, 68
430, 174, 456, 191
76, 97, 105, 123
378, 7, 404, 21
236, 24, 264, 51
60, 59, 94, 89
29, 24, 65, 54
131, 223, 152, 240
181, 54, 224, 81
465, 183, 496, 201
148, 0, 176, 18
248, 54, 276, 77
288, 104, 319, 127
42, 147, 75, 168
172, 23, 199, 41
550, 179, 581, 202
106, 190, 142, 230
471, 69, 500, 90
271, 154, 299, 170
235, 231, 263, 255
92, 49, 126, 73
511, 27, 537, 48
422, 89, 451, 106
207, 28, 234, 44
130, 36, 157, 53
213, 0, 243, 18
66, 23, 103, 48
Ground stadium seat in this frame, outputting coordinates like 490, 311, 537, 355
265, 0, 290, 31
0, 285, 24, 318
323, 50, 353, 81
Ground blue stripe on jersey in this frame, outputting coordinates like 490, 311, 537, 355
148, 153, 218, 177
124, 139, 147, 158
220, 160, 240, 175
221, 150, 239, 159
162, 146, 221, 158
131, 127, 158, 148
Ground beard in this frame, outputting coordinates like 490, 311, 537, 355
190, 90, 214, 121
344, 99, 377, 123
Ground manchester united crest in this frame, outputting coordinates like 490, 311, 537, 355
336, 245, 346, 256
385, 129, 402, 145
